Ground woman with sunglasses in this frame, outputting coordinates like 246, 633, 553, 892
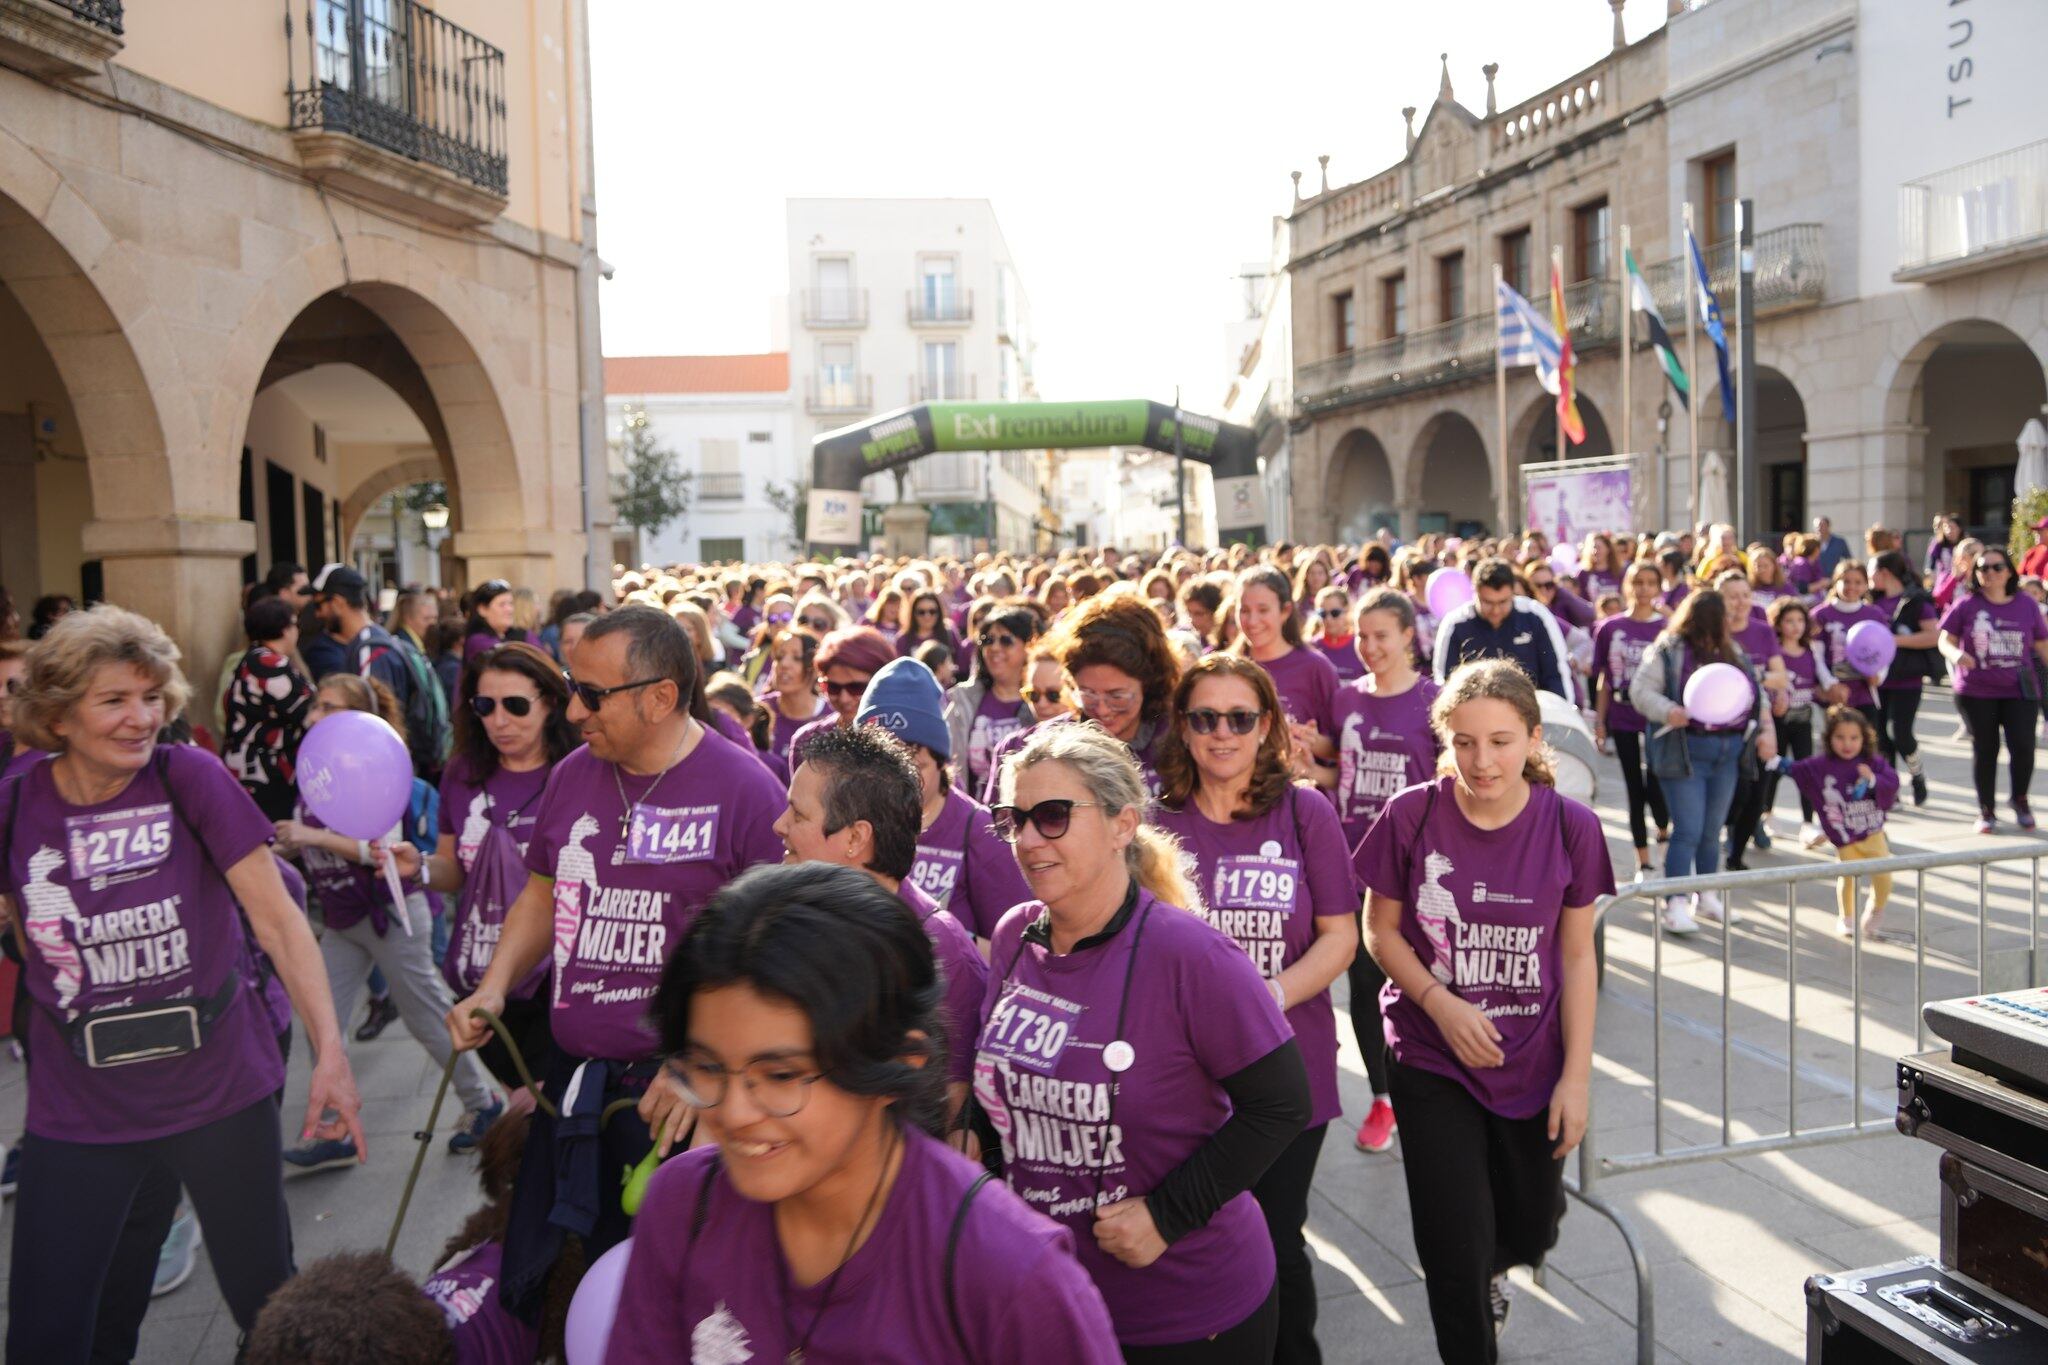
606, 862, 1119, 1362
737, 592, 797, 689
896, 590, 958, 660
759, 626, 828, 761
1232, 566, 1342, 779
1941, 547, 2048, 832
395, 643, 577, 1102
1150, 655, 1357, 1365
1523, 561, 1593, 633
943, 602, 1040, 798
1308, 585, 1365, 683
980, 723, 1309, 1360
462, 580, 528, 664
1024, 650, 1069, 725
786, 626, 896, 768
981, 588, 1183, 803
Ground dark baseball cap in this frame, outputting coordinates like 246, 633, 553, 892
312, 563, 368, 598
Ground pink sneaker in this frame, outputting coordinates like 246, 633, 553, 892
1355, 1096, 1396, 1153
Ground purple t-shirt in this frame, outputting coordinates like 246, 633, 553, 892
439, 756, 550, 865
464, 631, 505, 664
1941, 594, 2048, 700
787, 712, 843, 768
1591, 615, 1661, 733
1788, 753, 1898, 849
1784, 556, 1821, 594
1329, 676, 1440, 853
1254, 645, 1340, 738
910, 787, 1033, 940
1812, 600, 1891, 708
421, 1242, 538, 1365
1353, 777, 1614, 1119
296, 799, 397, 935
609, 1127, 1119, 1364
1731, 611, 1783, 684
523, 732, 787, 1061
1577, 568, 1622, 602
1877, 595, 1938, 693
1660, 584, 1690, 611
901, 879, 990, 1084
965, 690, 1030, 797
982, 713, 1164, 806
1312, 637, 1366, 683
975, 891, 1291, 1345
763, 691, 827, 758
1, 746, 283, 1143
1151, 788, 1351, 1128
730, 604, 760, 637
1782, 646, 1826, 713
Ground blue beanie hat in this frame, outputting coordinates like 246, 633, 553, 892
857, 657, 951, 761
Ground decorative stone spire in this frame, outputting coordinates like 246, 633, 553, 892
1438, 53, 1454, 104
1483, 62, 1499, 115
1611, 0, 1627, 48
1317, 154, 1330, 193
1290, 169, 1303, 202
1402, 106, 1417, 152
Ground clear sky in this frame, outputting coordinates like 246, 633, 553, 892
591, 0, 1670, 413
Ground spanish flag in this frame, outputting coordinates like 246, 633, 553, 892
1549, 254, 1586, 447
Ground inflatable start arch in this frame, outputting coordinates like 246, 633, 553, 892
806, 399, 1266, 551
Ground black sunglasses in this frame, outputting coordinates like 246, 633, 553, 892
1983, 561, 2013, 573
1185, 707, 1263, 735
470, 694, 536, 718
991, 799, 1106, 843
565, 672, 662, 710
1022, 685, 1061, 706
818, 677, 868, 699
800, 616, 834, 631
978, 631, 1021, 648
1318, 607, 1347, 619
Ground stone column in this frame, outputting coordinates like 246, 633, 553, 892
1804, 422, 1927, 537
82, 515, 254, 733
881, 502, 932, 557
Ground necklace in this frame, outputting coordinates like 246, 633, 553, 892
777, 1124, 899, 1364
611, 723, 691, 840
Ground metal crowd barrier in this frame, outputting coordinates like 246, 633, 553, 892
1574, 842, 2048, 1363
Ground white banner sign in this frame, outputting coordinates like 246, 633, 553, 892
806, 488, 863, 545
1212, 474, 1268, 531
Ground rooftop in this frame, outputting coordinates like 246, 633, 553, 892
604, 353, 790, 396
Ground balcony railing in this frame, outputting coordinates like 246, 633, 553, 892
909, 289, 974, 325
802, 288, 868, 327
287, 0, 508, 195
805, 374, 872, 415
1295, 225, 1826, 416
49, 0, 121, 32
698, 472, 743, 501
1896, 139, 2048, 279
913, 374, 977, 403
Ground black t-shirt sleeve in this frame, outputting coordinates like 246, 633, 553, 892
1144, 1039, 1310, 1245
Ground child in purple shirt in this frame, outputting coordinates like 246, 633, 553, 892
1786, 706, 1900, 940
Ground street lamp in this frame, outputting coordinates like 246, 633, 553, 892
420, 502, 451, 531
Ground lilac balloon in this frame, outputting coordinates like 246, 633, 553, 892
1682, 662, 1753, 727
1549, 545, 1579, 579
1426, 568, 1475, 618
1845, 619, 1898, 676
564, 1238, 633, 1365
294, 710, 411, 841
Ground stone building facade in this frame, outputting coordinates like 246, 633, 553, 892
1285, 0, 2048, 557
0, 0, 605, 701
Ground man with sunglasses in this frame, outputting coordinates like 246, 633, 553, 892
443, 605, 788, 1323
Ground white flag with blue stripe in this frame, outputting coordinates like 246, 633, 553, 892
1496, 278, 1563, 396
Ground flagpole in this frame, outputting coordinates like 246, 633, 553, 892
1684, 202, 1700, 533
1550, 245, 1564, 467
1494, 262, 1510, 534
1620, 223, 1633, 456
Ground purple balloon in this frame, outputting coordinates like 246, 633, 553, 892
1682, 662, 1753, 727
1845, 619, 1898, 676
294, 710, 411, 840
564, 1238, 633, 1365
1427, 568, 1475, 618
1548, 545, 1580, 579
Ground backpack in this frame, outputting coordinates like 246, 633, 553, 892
365, 634, 452, 776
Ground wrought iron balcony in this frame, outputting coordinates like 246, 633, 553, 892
1, 0, 123, 78
805, 374, 872, 415
286, 0, 508, 198
1639, 223, 1825, 323
909, 289, 974, 325
1896, 139, 2048, 281
698, 472, 744, 501
50, 0, 120, 31
802, 289, 868, 327
913, 374, 976, 402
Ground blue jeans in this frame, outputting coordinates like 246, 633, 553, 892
1662, 732, 1745, 880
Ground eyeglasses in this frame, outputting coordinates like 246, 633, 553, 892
1075, 685, 1140, 713
470, 694, 535, 718
1185, 707, 1263, 735
1531, 580, 1557, 593
663, 1053, 825, 1119
1021, 685, 1061, 706
991, 799, 1107, 842
818, 677, 869, 699
564, 673, 662, 711
978, 631, 1021, 649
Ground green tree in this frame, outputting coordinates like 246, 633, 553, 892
613, 408, 692, 541
765, 476, 810, 554
397, 480, 448, 550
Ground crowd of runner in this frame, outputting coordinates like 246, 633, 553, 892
0, 504, 2036, 1364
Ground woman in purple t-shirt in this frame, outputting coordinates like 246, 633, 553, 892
895, 589, 959, 660
942, 601, 1039, 797
1306, 584, 1367, 683
760, 627, 829, 759
1593, 562, 1672, 878
608, 863, 1120, 1363
1940, 546, 2048, 832
1233, 566, 1342, 779
2, 607, 365, 1361
1355, 661, 1613, 1363
1151, 656, 1357, 1365
981, 723, 1307, 1357
789, 627, 894, 768
1870, 551, 1942, 807
461, 579, 529, 664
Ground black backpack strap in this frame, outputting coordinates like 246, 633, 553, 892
945, 1170, 996, 1362
684, 1151, 723, 1258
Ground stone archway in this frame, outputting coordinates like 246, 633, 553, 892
1407, 410, 1494, 538
1514, 392, 1616, 465
1750, 367, 1810, 540
1323, 427, 1397, 541
1884, 318, 2048, 546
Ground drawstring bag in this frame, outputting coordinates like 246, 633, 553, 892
441, 821, 547, 1001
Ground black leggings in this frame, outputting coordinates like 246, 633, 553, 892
7, 1096, 294, 1365
1877, 688, 1923, 766
1387, 1061, 1566, 1365
1610, 730, 1669, 853
1120, 1276, 1279, 1363
1347, 923, 1389, 1097
1252, 1124, 1328, 1365
1959, 694, 2039, 812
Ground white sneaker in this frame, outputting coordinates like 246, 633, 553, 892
1800, 821, 1826, 849
1696, 889, 1738, 926
1661, 895, 1699, 935
1634, 864, 1653, 883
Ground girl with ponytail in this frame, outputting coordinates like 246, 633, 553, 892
1352, 659, 1612, 1362
981, 720, 1309, 1357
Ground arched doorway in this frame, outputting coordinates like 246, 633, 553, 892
1325, 428, 1397, 541
1519, 394, 1615, 465
1751, 367, 1809, 541
1410, 412, 1494, 538
1891, 320, 2048, 550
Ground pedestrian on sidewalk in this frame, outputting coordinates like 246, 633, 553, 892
1355, 660, 1612, 1364
1765, 597, 1847, 849
1938, 547, 2048, 832
1593, 562, 1672, 878
1786, 706, 1901, 940
1870, 551, 1941, 806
